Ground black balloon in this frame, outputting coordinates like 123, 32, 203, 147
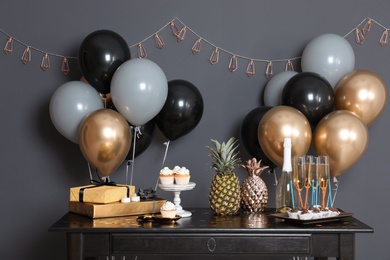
126, 120, 155, 160
282, 72, 334, 127
79, 30, 131, 94
156, 79, 204, 141
240, 107, 277, 169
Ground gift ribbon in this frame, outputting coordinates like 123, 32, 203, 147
78, 179, 130, 203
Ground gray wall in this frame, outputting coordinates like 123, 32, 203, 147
0, 0, 388, 259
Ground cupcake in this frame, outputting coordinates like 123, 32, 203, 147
174, 167, 191, 185
298, 209, 313, 220
159, 167, 174, 185
160, 201, 177, 218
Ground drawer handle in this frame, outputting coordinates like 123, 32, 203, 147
207, 238, 216, 252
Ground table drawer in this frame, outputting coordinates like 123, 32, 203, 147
112, 234, 311, 254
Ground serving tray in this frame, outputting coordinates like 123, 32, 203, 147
137, 214, 181, 224
269, 212, 353, 225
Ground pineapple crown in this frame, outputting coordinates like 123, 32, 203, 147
241, 158, 269, 177
207, 137, 241, 174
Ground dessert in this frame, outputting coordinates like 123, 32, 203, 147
174, 166, 191, 184
311, 207, 322, 219
159, 167, 174, 185
329, 207, 340, 217
160, 201, 177, 218
298, 209, 313, 220
287, 208, 300, 219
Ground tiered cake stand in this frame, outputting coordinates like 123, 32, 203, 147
158, 182, 196, 217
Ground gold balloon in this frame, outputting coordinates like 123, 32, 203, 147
314, 110, 368, 177
79, 108, 131, 177
258, 106, 312, 168
335, 70, 387, 125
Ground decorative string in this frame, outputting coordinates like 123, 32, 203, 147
87, 162, 93, 183
128, 126, 142, 186
0, 17, 389, 76
154, 140, 171, 190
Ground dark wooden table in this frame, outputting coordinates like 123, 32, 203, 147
49, 208, 373, 260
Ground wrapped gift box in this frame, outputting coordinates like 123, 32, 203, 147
70, 184, 135, 204
69, 198, 166, 218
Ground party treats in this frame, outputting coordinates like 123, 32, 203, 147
160, 201, 177, 218
159, 167, 174, 185
174, 166, 191, 185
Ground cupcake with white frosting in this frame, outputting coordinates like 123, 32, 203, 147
159, 167, 174, 185
160, 201, 177, 218
174, 167, 190, 185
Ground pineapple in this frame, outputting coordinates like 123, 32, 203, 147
207, 137, 241, 216
241, 158, 269, 212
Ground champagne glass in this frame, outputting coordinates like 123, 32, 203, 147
303, 155, 314, 210
293, 156, 304, 209
317, 155, 330, 210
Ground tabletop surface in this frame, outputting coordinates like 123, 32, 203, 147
49, 208, 374, 234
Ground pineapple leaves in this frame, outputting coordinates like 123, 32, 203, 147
207, 137, 241, 173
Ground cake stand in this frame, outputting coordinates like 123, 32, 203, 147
158, 182, 196, 217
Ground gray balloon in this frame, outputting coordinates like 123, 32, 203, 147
301, 33, 355, 88
264, 71, 298, 106
49, 81, 104, 143
111, 58, 168, 126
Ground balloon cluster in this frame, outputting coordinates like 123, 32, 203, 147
242, 33, 387, 177
49, 30, 203, 178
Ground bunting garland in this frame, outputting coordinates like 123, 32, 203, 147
0, 17, 388, 77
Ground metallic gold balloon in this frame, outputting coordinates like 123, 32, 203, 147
258, 106, 312, 168
79, 109, 131, 176
335, 70, 387, 125
314, 110, 368, 177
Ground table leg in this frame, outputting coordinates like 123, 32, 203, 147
338, 233, 355, 260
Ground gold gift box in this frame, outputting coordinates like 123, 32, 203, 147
69, 184, 135, 204
69, 198, 167, 218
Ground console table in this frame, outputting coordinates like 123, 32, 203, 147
49, 208, 373, 260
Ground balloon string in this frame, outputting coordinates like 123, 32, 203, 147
125, 160, 132, 186
129, 126, 142, 186
272, 168, 278, 186
87, 162, 93, 183
154, 140, 171, 190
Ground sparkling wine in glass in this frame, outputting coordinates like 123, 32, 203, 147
317, 155, 330, 210
303, 155, 314, 210
293, 156, 305, 209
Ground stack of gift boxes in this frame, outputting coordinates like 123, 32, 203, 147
69, 184, 166, 218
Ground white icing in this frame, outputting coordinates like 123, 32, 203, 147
160, 167, 173, 175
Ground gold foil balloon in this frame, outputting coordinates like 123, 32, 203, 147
79, 108, 131, 177
258, 106, 312, 168
335, 70, 387, 125
314, 110, 368, 177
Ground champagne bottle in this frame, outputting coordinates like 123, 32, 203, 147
275, 137, 296, 213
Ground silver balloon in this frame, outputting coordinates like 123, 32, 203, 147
49, 81, 104, 143
301, 33, 355, 88
263, 71, 298, 106
111, 58, 168, 126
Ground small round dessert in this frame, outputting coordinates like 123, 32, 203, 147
320, 208, 330, 218
287, 209, 300, 219
298, 209, 313, 220
174, 167, 190, 185
160, 201, 177, 218
311, 207, 322, 219
329, 207, 340, 217
159, 167, 174, 185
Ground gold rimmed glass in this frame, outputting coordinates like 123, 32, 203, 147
317, 155, 330, 210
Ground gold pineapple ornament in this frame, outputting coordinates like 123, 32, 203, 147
207, 137, 241, 216
240, 158, 269, 212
